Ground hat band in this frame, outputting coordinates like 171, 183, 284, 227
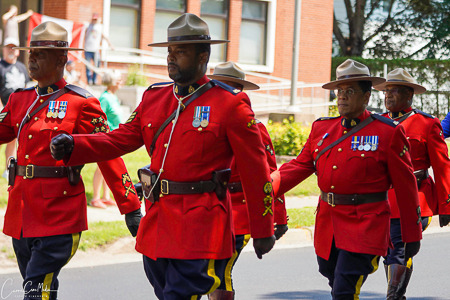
30, 40, 69, 48
214, 74, 243, 80
387, 79, 413, 83
168, 35, 211, 42
337, 74, 370, 80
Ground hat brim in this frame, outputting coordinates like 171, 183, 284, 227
322, 76, 386, 90
148, 40, 229, 47
373, 81, 426, 95
208, 75, 260, 90
14, 46, 84, 51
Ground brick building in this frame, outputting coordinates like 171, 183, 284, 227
1, 0, 334, 118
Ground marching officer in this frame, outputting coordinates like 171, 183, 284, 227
207, 61, 288, 299
271, 59, 422, 299
374, 68, 450, 299
0, 22, 141, 300
50, 14, 276, 300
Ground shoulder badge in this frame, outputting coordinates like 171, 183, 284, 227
126, 111, 137, 124
14, 86, 35, 93
265, 144, 274, 156
371, 114, 398, 127
413, 109, 434, 119
65, 84, 94, 98
0, 112, 8, 123
316, 116, 340, 122
211, 80, 239, 95
146, 82, 174, 91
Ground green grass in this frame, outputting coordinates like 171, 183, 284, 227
78, 221, 130, 251
285, 174, 320, 197
287, 207, 316, 228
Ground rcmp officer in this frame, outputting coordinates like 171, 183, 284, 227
50, 14, 276, 300
374, 68, 450, 300
207, 62, 288, 299
0, 22, 141, 300
271, 59, 423, 300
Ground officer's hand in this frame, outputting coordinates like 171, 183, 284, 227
439, 214, 450, 227
404, 241, 421, 262
50, 134, 74, 161
253, 235, 276, 259
125, 208, 142, 237
134, 182, 143, 201
274, 224, 288, 240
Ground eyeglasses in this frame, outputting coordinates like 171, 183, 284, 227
334, 88, 363, 97
382, 88, 407, 95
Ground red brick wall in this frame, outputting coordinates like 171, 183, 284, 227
187, 0, 201, 15
227, 0, 242, 62
140, 0, 156, 49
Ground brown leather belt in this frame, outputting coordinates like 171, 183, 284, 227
16, 165, 68, 179
228, 182, 243, 193
160, 179, 216, 195
320, 191, 387, 207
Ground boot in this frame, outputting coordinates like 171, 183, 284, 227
386, 264, 407, 300
208, 289, 235, 300
395, 267, 412, 299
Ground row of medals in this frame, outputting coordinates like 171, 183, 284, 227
353, 141, 378, 151
192, 118, 209, 128
47, 102, 66, 119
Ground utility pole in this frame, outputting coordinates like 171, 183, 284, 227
289, 0, 302, 110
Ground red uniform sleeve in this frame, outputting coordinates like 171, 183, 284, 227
226, 96, 274, 239
257, 123, 287, 225
74, 97, 140, 214
388, 125, 422, 243
426, 119, 450, 215
0, 98, 17, 145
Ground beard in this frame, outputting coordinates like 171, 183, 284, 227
168, 61, 199, 84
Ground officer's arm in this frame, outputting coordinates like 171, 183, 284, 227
0, 100, 17, 145
440, 111, 450, 139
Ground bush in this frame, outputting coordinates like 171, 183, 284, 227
126, 64, 148, 86
267, 116, 311, 156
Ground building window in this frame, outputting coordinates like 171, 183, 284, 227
109, 0, 141, 51
201, 0, 228, 62
153, 0, 186, 55
239, 0, 268, 65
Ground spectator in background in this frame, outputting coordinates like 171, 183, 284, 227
2, 5, 33, 42
91, 70, 123, 208
84, 13, 114, 85
64, 60, 85, 87
0, 37, 30, 179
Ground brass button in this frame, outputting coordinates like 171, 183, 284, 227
361, 154, 365, 157
338, 148, 342, 152
148, 123, 152, 127
63, 191, 67, 195
333, 166, 337, 170
407, 137, 410, 139
40, 99, 44, 103
23, 176, 26, 179
25, 155, 29, 159
343, 131, 348, 134
164, 143, 168, 148
198, 127, 203, 131
28, 135, 32, 139
54, 127, 58, 130
159, 194, 164, 198
172, 120, 175, 124
34, 117, 39, 121
315, 149, 319, 152
16, 123, 19, 127
331, 186, 335, 189
242, 199, 246, 203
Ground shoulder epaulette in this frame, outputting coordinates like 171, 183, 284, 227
316, 116, 340, 122
211, 79, 240, 95
413, 109, 434, 119
65, 84, 94, 98
14, 86, 35, 93
146, 82, 174, 91
371, 113, 398, 127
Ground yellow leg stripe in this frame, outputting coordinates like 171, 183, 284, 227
353, 275, 364, 300
406, 257, 413, 269
241, 234, 251, 249
206, 259, 221, 295
41, 272, 54, 300
64, 233, 80, 267
423, 216, 432, 231
190, 296, 198, 300
224, 234, 251, 291
370, 255, 379, 274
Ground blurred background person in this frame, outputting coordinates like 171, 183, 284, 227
91, 70, 123, 208
2, 5, 33, 42
64, 60, 85, 87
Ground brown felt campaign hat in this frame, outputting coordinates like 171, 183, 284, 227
148, 13, 229, 47
374, 68, 426, 95
14, 21, 84, 51
208, 62, 260, 91
322, 59, 385, 90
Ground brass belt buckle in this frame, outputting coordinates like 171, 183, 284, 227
327, 193, 335, 207
161, 179, 169, 195
25, 165, 34, 179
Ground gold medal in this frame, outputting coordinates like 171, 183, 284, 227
47, 111, 53, 118
200, 119, 209, 127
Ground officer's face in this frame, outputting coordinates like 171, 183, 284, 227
28, 49, 65, 86
336, 82, 370, 119
167, 44, 207, 85
384, 84, 413, 112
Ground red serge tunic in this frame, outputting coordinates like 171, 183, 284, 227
230, 121, 287, 235
382, 108, 450, 218
64, 76, 275, 260
0, 78, 140, 239
272, 110, 422, 259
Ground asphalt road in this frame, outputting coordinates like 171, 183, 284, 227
1, 232, 449, 300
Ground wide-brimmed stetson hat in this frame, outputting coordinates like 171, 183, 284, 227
208, 62, 260, 91
14, 21, 84, 51
374, 68, 426, 95
148, 13, 229, 47
322, 59, 385, 90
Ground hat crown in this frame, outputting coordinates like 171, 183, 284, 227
213, 62, 245, 80
168, 13, 210, 39
31, 21, 68, 43
386, 68, 417, 85
336, 59, 371, 81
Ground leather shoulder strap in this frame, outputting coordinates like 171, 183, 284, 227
314, 115, 374, 166
150, 80, 215, 157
